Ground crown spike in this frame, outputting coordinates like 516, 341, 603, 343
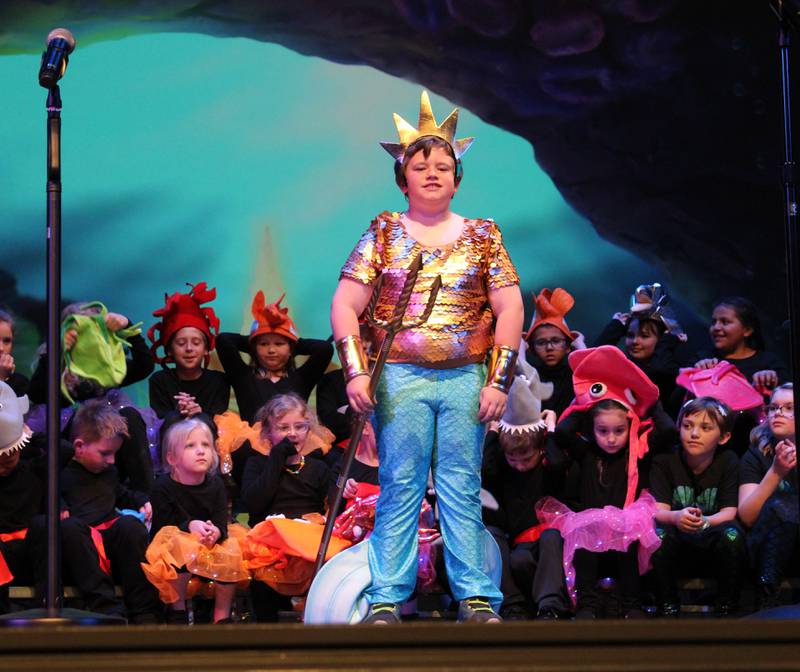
379, 90, 475, 161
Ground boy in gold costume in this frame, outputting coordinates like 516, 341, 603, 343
331, 92, 523, 623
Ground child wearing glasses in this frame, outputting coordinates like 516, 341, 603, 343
523, 288, 584, 418
241, 393, 332, 621
738, 384, 797, 609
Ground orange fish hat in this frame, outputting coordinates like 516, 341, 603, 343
249, 292, 300, 344
525, 288, 575, 342
148, 282, 220, 365
563, 345, 660, 508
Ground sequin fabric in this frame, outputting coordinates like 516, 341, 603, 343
339, 211, 519, 366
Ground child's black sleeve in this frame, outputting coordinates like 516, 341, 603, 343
646, 401, 679, 454
593, 319, 626, 347
316, 371, 352, 444
115, 482, 149, 512
718, 451, 740, 510
544, 431, 570, 471
553, 412, 588, 461
148, 371, 175, 418
295, 338, 334, 395
122, 328, 155, 387
210, 476, 229, 541
216, 333, 251, 382
149, 479, 184, 537
27, 355, 46, 404
648, 454, 673, 507
241, 439, 294, 521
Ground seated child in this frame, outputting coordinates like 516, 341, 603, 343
523, 288, 584, 418
148, 283, 230, 443
217, 292, 332, 423
481, 358, 570, 620
738, 384, 798, 609
0, 309, 29, 396
28, 302, 156, 493
0, 381, 45, 614
539, 346, 677, 619
329, 420, 379, 517
594, 283, 687, 415
60, 399, 161, 623
241, 393, 331, 525
241, 393, 331, 621
694, 297, 787, 390
650, 397, 745, 616
141, 419, 248, 624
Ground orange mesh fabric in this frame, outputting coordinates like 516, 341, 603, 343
141, 524, 250, 604
241, 517, 352, 595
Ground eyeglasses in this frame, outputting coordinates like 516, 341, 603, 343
532, 337, 568, 350
767, 404, 794, 418
275, 422, 311, 433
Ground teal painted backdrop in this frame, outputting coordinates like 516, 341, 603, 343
2, 33, 656, 396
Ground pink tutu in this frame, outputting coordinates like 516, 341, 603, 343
535, 492, 661, 605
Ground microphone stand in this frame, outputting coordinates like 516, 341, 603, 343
769, 0, 800, 569
0, 77, 123, 628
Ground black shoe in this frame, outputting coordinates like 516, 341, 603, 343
536, 606, 570, 621
362, 602, 401, 625
500, 604, 530, 620
166, 609, 189, 625
457, 597, 502, 624
756, 583, 782, 612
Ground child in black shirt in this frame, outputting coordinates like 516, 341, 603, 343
540, 346, 676, 619
241, 393, 331, 621
142, 419, 247, 624
147, 283, 230, 467
738, 384, 797, 609
481, 358, 570, 620
59, 400, 161, 623
650, 397, 745, 616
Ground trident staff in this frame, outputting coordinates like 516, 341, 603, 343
312, 253, 441, 576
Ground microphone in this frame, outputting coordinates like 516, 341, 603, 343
38, 28, 76, 88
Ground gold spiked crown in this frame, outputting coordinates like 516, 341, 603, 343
380, 90, 475, 161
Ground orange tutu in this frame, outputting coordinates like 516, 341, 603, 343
240, 517, 352, 595
141, 523, 250, 604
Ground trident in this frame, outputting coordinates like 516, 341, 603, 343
312, 253, 441, 576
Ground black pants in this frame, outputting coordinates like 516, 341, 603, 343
60, 515, 161, 621
574, 546, 641, 615
0, 516, 47, 615
750, 519, 798, 589
250, 580, 291, 622
651, 522, 746, 610
511, 530, 570, 613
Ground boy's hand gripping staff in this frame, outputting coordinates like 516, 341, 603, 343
313, 253, 441, 576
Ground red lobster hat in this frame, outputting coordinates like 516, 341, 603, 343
563, 345, 659, 508
525, 288, 575, 342
249, 292, 299, 343
148, 282, 220, 365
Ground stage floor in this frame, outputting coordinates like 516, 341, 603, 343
1, 618, 800, 671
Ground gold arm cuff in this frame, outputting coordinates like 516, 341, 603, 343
485, 345, 518, 394
335, 335, 370, 384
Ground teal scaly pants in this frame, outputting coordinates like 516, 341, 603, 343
365, 362, 503, 609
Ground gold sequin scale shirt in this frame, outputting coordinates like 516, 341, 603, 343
340, 211, 519, 367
